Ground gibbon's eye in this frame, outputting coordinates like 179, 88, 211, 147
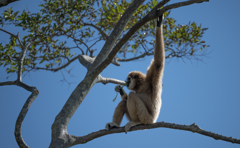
133, 75, 139, 79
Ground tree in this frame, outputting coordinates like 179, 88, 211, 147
0, 0, 239, 148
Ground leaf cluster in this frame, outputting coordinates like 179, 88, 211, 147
0, 0, 209, 74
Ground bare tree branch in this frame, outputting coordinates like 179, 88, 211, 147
28, 56, 79, 72
0, 28, 24, 48
0, 28, 17, 37
83, 23, 108, 41
116, 48, 208, 63
117, 52, 153, 62
70, 122, 240, 146
18, 38, 36, 81
160, 0, 209, 14
27, 54, 120, 73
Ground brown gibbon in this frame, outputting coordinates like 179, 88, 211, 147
105, 10, 165, 133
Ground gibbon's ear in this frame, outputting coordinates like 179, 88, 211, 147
156, 9, 164, 27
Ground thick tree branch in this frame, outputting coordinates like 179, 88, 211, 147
97, 75, 125, 85
71, 122, 240, 145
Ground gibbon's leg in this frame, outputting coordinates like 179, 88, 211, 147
105, 85, 128, 130
127, 92, 153, 123
105, 100, 127, 130
115, 85, 132, 121
112, 99, 127, 126
124, 121, 141, 134
125, 92, 153, 133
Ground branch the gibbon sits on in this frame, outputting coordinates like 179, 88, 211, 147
106, 9, 165, 133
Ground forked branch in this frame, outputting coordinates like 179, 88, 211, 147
0, 29, 39, 148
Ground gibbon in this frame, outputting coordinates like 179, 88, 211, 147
105, 10, 165, 133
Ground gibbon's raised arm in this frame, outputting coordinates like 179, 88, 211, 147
155, 13, 165, 69
146, 11, 165, 87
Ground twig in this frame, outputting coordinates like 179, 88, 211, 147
18, 38, 35, 81
117, 52, 153, 62
83, 23, 108, 40
0, 28, 24, 48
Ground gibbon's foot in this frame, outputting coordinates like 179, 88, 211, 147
156, 9, 164, 27
124, 121, 141, 134
105, 122, 119, 130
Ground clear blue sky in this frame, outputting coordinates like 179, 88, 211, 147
0, 0, 240, 148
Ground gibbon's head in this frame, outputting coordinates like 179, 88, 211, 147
126, 71, 146, 91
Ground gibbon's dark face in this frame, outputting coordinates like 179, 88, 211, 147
125, 76, 131, 87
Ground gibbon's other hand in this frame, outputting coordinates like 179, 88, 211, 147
115, 84, 122, 92
115, 84, 125, 96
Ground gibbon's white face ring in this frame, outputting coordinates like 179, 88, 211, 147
126, 76, 135, 90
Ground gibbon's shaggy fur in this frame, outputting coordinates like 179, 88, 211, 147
105, 10, 165, 133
